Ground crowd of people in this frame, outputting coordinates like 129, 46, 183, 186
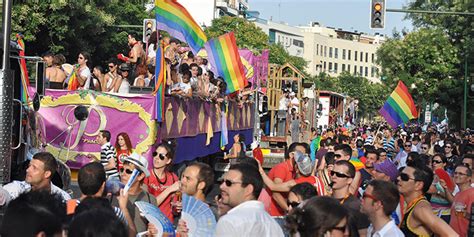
0, 122, 472, 236
42, 33, 254, 107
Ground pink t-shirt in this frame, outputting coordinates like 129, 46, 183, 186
449, 187, 474, 236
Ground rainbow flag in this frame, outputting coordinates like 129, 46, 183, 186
155, 0, 207, 54
379, 81, 418, 128
220, 103, 228, 150
349, 157, 365, 171
66, 69, 80, 91
16, 35, 30, 104
154, 38, 166, 122
204, 32, 247, 94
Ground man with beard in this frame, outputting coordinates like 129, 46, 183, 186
358, 148, 378, 195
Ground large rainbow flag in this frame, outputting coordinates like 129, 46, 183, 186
155, 0, 207, 54
379, 81, 418, 128
204, 32, 247, 94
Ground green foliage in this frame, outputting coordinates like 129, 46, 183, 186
376, 28, 460, 107
205, 16, 269, 53
12, 1, 151, 65
268, 43, 308, 74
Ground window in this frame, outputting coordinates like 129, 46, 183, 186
342, 64, 346, 71
347, 64, 351, 72
335, 48, 338, 59
324, 46, 327, 57
321, 45, 324, 56
365, 67, 368, 77
316, 44, 319, 55
360, 66, 363, 75
371, 53, 375, 63
371, 67, 375, 77
342, 49, 346, 60
355, 51, 358, 61
353, 66, 357, 75
348, 50, 352, 60
360, 52, 363, 62
334, 63, 338, 72
365, 52, 368, 63
329, 47, 333, 58
329, 62, 333, 71
324, 61, 327, 70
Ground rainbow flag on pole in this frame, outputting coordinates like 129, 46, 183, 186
66, 68, 80, 91
379, 81, 418, 128
154, 38, 166, 122
204, 32, 247, 94
155, 0, 207, 54
16, 35, 30, 104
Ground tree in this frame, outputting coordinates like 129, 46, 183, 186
11, 1, 151, 65
376, 28, 460, 123
268, 43, 308, 73
205, 16, 269, 53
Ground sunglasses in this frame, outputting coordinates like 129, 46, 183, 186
405, 144, 412, 147
334, 154, 342, 159
287, 201, 300, 209
454, 172, 468, 176
78, 56, 84, 59
421, 147, 429, 150
330, 170, 350, 178
445, 146, 452, 149
362, 192, 379, 202
119, 168, 134, 174
432, 160, 443, 164
219, 179, 243, 187
399, 172, 416, 182
330, 225, 347, 232
152, 151, 166, 160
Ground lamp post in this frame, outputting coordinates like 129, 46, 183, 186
463, 53, 468, 129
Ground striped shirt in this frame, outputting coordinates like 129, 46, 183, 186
383, 137, 396, 160
100, 142, 118, 178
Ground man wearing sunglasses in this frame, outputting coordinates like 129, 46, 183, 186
111, 153, 156, 234
361, 180, 404, 237
397, 164, 457, 236
394, 141, 411, 169
215, 163, 284, 236
334, 144, 362, 195
449, 165, 474, 236
330, 160, 370, 237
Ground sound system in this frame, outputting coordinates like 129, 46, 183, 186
129, 86, 154, 94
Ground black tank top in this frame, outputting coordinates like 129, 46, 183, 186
400, 197, 431, 237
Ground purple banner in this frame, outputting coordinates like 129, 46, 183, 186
37, 89, 157, 169
238, 49, 269, 87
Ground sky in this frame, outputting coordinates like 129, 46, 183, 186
249, 0, 414, 37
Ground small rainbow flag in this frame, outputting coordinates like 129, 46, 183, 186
204, 32, 247, 94
155, 0, 207, 54
154, 38, 166, 122
16, 35, 30, 104
220, 103, 228, 150
349, 157, 365, 171
66, 69, 80, 91
379, 81, 418, 128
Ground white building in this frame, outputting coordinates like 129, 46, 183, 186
254, 20, 304, 57
300, 22, 385, 83
177, 0, 248, 28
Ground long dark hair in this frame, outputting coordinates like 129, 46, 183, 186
114, 132, 133, 153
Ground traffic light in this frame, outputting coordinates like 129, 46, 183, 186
143, 19, 156, 43
370, 0, 385, 29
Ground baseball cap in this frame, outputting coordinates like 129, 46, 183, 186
123, 153, 150, 177
374, 160, 398, 182
294, 151, 312, 176
289, 92, 295, 96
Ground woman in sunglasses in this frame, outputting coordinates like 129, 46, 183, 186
286, 196, 349, 237
428, 153, 455, 223
114, 132, 133, 172
144, 141, 178, 222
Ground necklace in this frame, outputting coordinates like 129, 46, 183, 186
339, 193, 351, 205
153, 169, 168, 185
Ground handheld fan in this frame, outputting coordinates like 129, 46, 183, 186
181, 194, 216, 237
135, 201, 176, 237
123, 169, 140, 194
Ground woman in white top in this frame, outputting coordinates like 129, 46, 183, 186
113, 63, 131, 94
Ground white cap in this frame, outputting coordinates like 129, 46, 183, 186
123, 153, 150, 177
289, 92, 295, 96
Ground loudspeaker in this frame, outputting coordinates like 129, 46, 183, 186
35, 61, 46, 96
74, 105, 89, 121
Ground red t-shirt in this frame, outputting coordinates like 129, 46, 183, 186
295, 175, 325, 196
449, 187, 474, 237
266, 159, 295, 216
144, 171, 178, 222
116, 149, 131, 170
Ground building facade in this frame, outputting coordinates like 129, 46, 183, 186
178, 0, 248, 27
300, 22, 384, 83
254, 20, 305, 58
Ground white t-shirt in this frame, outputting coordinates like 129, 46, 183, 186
278, 97, 288, 110
147, 44, 156, 59
290, 97, 299, 112
80, 66, 92, 89
1, 181, 71, 205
